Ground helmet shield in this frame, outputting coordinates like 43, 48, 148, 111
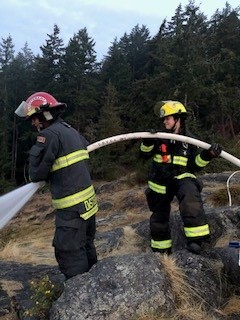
14, 101, 37, 118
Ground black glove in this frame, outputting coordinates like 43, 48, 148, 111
208, 143, 222, 158
201, 143, 222, 160
143, 129, 158, 146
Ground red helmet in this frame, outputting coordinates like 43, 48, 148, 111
15, 92, 66, 119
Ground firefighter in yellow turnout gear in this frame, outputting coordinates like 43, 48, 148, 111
15, 92, 98, 279
140, 101, 221, 254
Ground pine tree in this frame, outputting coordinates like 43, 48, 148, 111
33, 24, 65, 91
204, 4, 240, 137
0, 35, 15, 190
60, 27, 100, 133
91, 82, 125, 180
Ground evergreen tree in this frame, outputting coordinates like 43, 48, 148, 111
60, 27, 100, 134
91, 82, 125, 179
0, 36, 15, 190
139, 1, 210, 133
0, 35, 15, 66
98, 82, 123, 139
33, 24, 65, 92
11, 44, 36, 183
120, 24, 151, 79
101, 39, 132, 98
206, 5, 240, 138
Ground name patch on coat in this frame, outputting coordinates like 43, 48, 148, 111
37, 136, 46, 143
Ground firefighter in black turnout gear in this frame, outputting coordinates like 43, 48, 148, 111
140, 101, 221, 254
15, 92, 98, 279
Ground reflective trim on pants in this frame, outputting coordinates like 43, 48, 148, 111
184, 224, 210, 237
148, 181, 166, 194
151, 239, 172, 250
175, 173, 196, 179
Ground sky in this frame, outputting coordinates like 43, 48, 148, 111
0, 0, 239, 61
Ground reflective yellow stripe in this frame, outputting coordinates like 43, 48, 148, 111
153, 154, 171, 163
148, 181, 166, 194
195, 154, 210, 167
51, 150, 89, 172
151, 239, 172, 249
52, 185, 95, 209
80, 203, 98, 220
140, 143, 154, 152
175, 173, 196, 179
184, 224, 210, 237
172, 156, 187, 166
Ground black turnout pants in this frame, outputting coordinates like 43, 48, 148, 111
53, 211, 97, 279
146, 177, 208, 243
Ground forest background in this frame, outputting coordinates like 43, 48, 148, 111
0, 1, 240, 194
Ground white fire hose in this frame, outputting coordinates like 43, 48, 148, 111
0, 132, 240, 229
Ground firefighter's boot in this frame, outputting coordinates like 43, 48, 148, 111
186, 241, 202, 254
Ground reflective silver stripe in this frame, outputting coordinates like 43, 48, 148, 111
175, 173, 196, 179
148, 181, 166, 194
172, 156, 187, 166
184, 224, 210, 237
140, 143, 154, 152
195, 154, 210, 167
52, 185, 95, 209
153, 154, 171, 163
151, 239, 172, 249
51, 150, 89, 172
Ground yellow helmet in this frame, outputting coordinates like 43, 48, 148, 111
154, 100, 187, 118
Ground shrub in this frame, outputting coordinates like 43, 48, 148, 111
24, 275, 62, 319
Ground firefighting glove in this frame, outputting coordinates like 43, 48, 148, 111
208, 143, 222, 158
201, 143, 222, 161
143, 129, 158, 146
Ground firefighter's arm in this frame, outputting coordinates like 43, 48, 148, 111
139, 129, 158, 159
79, 134, 90, 149
189, 143, 221, 171
29, 131, 59, 182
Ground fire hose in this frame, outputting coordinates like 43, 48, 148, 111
0, 132, 240, 229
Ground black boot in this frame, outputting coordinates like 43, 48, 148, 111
186, 241, 202, 254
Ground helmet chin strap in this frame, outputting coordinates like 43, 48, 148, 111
34, 111, 53, 132
43, 111, 53, 121
36, 122, 44, 132
169, 118, 180, 133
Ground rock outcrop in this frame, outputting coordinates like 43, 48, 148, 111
0, 172, 240, 319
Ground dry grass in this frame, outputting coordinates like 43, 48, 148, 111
220, 295, 240, 316
0, 239, 56, 265
0, 280, 23, 297
210, 184, 240, 207
0, 314, 17, 320
0, 220, 56, 265
109, 226, 146, 257
136, 255, 219, 320
215, 234, 235, 248
96, 185, 149, 233
161, 254, 215, 320
98, 226, 147, 259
